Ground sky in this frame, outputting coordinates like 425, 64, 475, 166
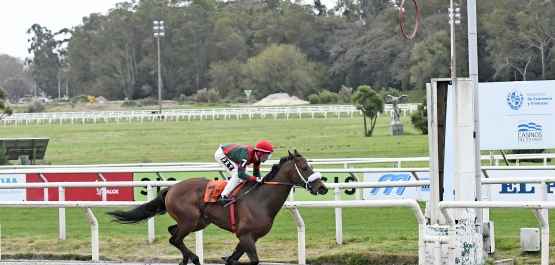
0, 0, 128, 60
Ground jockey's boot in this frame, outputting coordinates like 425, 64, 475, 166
218, 195, 233, 204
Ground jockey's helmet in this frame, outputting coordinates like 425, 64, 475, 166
255, 140, 273, 153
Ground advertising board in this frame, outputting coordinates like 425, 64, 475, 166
133, 171, 360, 201
26, 173, 133, 201
479, 80, 555, 150
0, 174, 26, 201
362, 172, 430, 201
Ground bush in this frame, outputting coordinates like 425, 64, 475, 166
339, 85, 353, 103
70, 95, 89, 103
0, 146, 9, 165
138, 97, 158, 106
121, 100, 138, 107
177, 94, 192, 103
206, 89, 221, 103
308, 94, 320, 104
195, 88, 221, 103
26, 100, 45, 113
318, 90, 340, 104
410, 96, 428, 134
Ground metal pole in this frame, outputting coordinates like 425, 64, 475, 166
450, 0, 456, 79
154, 21, 164, 115
157, 34, 162, 114
467, 0, 483, 226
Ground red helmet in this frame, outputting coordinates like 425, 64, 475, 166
255, 140, 274, 153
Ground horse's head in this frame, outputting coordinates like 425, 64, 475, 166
287, 150, 327, 195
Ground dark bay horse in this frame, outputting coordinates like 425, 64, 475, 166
106, 150, 327, 265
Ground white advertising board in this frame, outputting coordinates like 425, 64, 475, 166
479, 80, 555, 150
363, 172, 430, 201
482, 170, 555, 201
0, 174, 26, 201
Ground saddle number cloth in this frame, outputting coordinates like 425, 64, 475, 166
204, 180, 246, 202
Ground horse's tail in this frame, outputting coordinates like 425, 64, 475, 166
106, 187, 170, 224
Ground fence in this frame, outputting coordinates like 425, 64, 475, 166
2, 161, 555, 264
0, 180, 430, 265
2, 153, 553, 170
1, 104, 421, 126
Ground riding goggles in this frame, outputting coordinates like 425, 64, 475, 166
259, 152, 272, 160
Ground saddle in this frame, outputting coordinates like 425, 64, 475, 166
204, 180, 246, 203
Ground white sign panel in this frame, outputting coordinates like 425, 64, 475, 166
363, 172, 430, 201
482, 170, 555, 201
479, 80, 555, 150
0, 174, 26, 201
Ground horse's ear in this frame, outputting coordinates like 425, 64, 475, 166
294, 149, 301, 157
288, 150, 295, 159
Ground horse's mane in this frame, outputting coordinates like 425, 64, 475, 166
263, 154, 303, 181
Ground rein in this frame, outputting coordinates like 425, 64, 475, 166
263, 181, 295, 186
224, 157, 322, 207
224, 182, 261, 207
264, 159, 322, 188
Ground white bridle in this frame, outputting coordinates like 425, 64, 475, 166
293, 159, 322, 189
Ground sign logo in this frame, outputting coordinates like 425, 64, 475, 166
526, 92, 552, 106
0, 178, 17, 183
96, 188, 120, 196
94, 180, 120, 196
517, 121, 543, 142
507, 91, 524, 110
370, 174, 411, 195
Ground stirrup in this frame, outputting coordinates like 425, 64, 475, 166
218, 195, 233, 203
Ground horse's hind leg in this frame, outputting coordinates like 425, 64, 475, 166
167, 221, 201, 265
221, 243, 245, 264
232, 234, 259, 265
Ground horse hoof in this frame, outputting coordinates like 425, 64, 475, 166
220, 254, 230, 262
178, 261, 184, 265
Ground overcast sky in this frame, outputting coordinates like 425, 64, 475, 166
0, 0, 123, 60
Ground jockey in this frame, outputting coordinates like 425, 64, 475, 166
214, 140, 274, 203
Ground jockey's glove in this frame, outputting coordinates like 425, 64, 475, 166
249, 176, 263, 182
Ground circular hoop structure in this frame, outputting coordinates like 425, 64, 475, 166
399, 0, 419, 39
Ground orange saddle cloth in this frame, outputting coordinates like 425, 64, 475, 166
204, 180, 246, 203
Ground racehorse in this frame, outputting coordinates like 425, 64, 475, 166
106, 150, 327, 265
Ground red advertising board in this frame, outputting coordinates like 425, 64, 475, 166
26, 173, 133, 201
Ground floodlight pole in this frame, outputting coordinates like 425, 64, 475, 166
448, 0, 460, 79
153, 21, 165, 114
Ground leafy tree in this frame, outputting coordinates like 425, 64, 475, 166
351, 85, 384, 137
242, 44, 319, 99
409, 30, 451, 89
26, 24, 69, 97
180, 0, 217, 93
0, 86, 13, 121
0, 54, 34, 101
481, 0, 555, 81
410, 96, 428, 134
209, 60, 244, 98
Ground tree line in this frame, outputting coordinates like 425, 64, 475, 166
1, 0, 555, 103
